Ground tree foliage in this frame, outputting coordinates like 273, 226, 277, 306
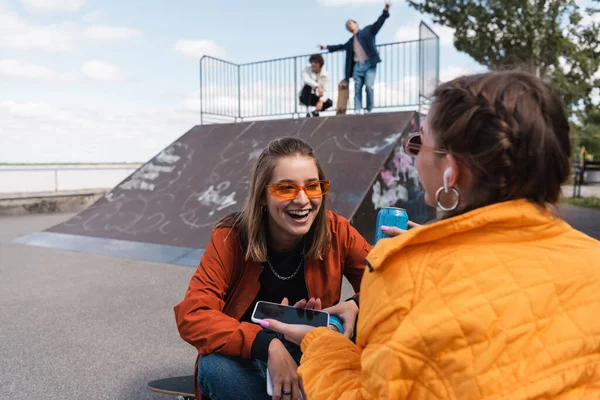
408, 0, 600, 110
572, 106, 600, 157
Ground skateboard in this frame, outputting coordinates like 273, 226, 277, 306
336, 79, 349, 115
147, 375, 195, 400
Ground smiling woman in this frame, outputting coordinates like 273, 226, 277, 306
174, 137, 371, 400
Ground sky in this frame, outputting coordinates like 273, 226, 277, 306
0, 0, 593, 164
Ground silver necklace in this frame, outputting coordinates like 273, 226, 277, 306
266, 256, 304, 281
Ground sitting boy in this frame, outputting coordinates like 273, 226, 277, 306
299, 54, 332, 117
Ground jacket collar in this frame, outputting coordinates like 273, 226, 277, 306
366, 199, 570, 271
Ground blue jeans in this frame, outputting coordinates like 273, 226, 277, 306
197, 342, 302, 400
353, 61, 377, 112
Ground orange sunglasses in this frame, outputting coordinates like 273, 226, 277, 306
403, 131, 448, 158
266, 180, 330, 200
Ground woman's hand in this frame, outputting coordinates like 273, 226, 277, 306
267, 338, 306, 400
380, 220, 421, 237
264, 297, 321, 346
283, 296, 322, 311
262, 320, 315, 347
323, 300, 359, 339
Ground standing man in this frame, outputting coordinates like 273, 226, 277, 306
320, 2, 391, 113
299, 54, 332, 117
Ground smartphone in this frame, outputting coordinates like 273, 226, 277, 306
266, 369, 274, 396
251, 301, 330, 327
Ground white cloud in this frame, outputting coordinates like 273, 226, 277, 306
0, 10, 77, 53
580, 3, 600, 25
0, 10, 141, 53
188, 81, 287, 117
175, 40, 226, 59
394, 24, 455, 46
0, 59, 76, 81
318, 0, 384, 6
0, 100, 80, 122
371, 76, 420, 107
440, 66, 465, 82
0, 9, 28, 33
82, 60, 124, 81
0, 100, 199, 163
0, 59, 55, 80
592, 69, 600, 105
84, 24, 142, 40
19, 0, 87, 13
81, 9, 103, 23
591, 88, 599, 106
394, 26, 418, 42
438, 65, 487, 83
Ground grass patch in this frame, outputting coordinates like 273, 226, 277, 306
561, 196, 600, 209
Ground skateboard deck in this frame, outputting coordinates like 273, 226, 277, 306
148, 375, 195, 399
336, 79, 349, 115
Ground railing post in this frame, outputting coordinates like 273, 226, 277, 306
199, 56, 204, 125
54, 169, 58, 192
238, 64, 242, 121
418, 23, 425, 121
418, 26, 423, 101
294, 57, 298, 116
436, 36, 440, 86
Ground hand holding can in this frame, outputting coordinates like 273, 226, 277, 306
374, 207, 409, 244
380, 220, 421, 237
328, 315, 344, 334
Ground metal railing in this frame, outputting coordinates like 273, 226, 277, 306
0, 164, 141, 194
199, 21, 439, 124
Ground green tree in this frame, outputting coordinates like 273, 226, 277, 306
572, 106, 600, 158
408, 0, 600, 110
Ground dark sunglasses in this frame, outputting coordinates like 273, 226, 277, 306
266, 180, 330, 200
403, 132, 448, 158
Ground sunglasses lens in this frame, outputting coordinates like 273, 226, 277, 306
271, 184, 298, 199
320, 181, 330, 195
269, 181, 330, 199
304, 182, 322, 197
404, 134, 421, 157
305, 181, 330, 197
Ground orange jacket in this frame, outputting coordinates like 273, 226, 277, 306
174, 211, 370, 397
299, 200, 600, 399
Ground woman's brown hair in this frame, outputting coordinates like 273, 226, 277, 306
430, 70, 571, 215
215, 137, 331, 261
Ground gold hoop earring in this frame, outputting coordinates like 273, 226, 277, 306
435, 186, 461, 212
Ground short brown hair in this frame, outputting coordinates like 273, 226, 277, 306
430, 71, 571, 214
215, 137, 331, 261
309, 54, 324, 67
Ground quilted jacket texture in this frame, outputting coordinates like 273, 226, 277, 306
299, 199, 600, 399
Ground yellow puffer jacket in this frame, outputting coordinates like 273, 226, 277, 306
299, 199, 600, 399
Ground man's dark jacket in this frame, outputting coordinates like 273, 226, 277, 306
326, 9, 390, 81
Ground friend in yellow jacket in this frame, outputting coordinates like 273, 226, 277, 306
298, 199, 600, 399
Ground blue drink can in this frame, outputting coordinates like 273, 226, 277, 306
328, 315, 344, 334
374, 207, 409, 244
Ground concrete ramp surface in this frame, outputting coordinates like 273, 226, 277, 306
15, 112, 433, 266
